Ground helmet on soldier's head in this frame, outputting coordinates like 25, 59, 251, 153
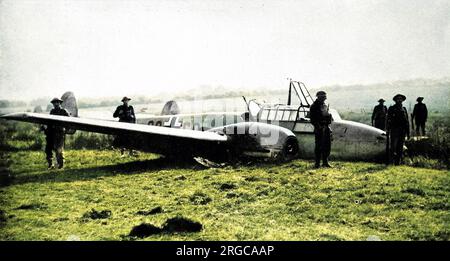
121, 96, 131, 102
378, 98, 385, 103
393, 94, 406, 101
50, 97, 63, 104
316, 91, 327, 97
416, 97, 424, 102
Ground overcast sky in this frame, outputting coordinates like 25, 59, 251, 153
0, 0, 449, 100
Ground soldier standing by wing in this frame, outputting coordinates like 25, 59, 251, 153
371, 98, 387, 130
386, 94, 410, 165
412, 97, 428, 136
42, 98, 70, 169
310, 91, 333, 168
113, 97, 136, 123
113, 97, 136, 156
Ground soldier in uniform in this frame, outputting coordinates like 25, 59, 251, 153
310, 91, 333, 168
412, 97, 428, 136
43, 98, 70, 169
113, 97, 136, 156
386, 94, 410, 165
113, 97, 136, 123
371, 98, 387, 130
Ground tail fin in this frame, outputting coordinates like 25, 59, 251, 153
33, 106, 43, 113
161, 100, 180, 115
61, 91, 78, 117
61, 91, 78, 134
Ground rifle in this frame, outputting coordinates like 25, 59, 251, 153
411, 113, 415, 136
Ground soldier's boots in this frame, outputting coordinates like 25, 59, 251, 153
322, 158, 332, 168
57, 159, 64, 169
130, 150, 139, 157
314, 157, 321, 168
120, 148, 127, 158
47, 161, 55, 170
322, 162, 332, 168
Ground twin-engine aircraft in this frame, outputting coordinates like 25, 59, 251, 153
1, 81, 387, 163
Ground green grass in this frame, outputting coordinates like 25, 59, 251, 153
0, 149, 449, 241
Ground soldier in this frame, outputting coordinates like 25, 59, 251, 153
113, 97, 136, 156
310, 91, 333, 168
371, 98, 387, 130
43, 98, 70, 169
386, 94, 410, 165
113, 97, 136, 123
412, 97, 428, 136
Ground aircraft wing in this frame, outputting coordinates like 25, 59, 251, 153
1, 112, 228, 157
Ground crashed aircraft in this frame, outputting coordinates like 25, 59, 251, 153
1, 80, 387, 163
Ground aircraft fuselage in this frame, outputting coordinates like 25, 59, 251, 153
135, 110, 387, 161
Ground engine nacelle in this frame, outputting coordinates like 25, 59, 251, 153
209, 122, 299, 161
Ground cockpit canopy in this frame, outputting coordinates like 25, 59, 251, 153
248, 100, 341, 123
259, 105, 307, 122
245, 80, 341, 123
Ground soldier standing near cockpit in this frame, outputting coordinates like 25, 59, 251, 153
310, 91, 334, 168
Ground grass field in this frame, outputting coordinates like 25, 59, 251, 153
0, 149, 449, 241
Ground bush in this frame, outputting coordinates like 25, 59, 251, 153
405, 156, 447, 170
66, 131, 114, 149
0, 120, 41, 151
0, 120, 113, 151
66, 132, 114, 150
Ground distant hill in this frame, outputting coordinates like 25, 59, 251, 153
167, 78, 450, 113
310, 78, 450, 112
0, 78, 448, 113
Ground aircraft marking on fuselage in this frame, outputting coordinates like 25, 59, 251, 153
162, 116, 184, 128
138, 112, 246, 131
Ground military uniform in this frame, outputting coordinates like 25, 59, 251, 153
113, 97, 136, 153
45, 100, 70, 168
412, 98, 428, 136
387, 95, 410, 165
371, 101, 387, 130
310, 92, 333, 168
113, 104, 136, 123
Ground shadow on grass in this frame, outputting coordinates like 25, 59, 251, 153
10, 157, 204, 185
354, 164, 388, 174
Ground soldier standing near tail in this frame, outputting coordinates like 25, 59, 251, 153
371, 99, 387, 130
113, 97, 136, 156
386, 94, 410, 165
412, 97, 428, 136
310, 91, 333, 168
43, 98, 70, 169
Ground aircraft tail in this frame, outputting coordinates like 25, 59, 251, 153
161, 100, 180, 115
61, 91, 78, 134
61, 91, 78, 117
